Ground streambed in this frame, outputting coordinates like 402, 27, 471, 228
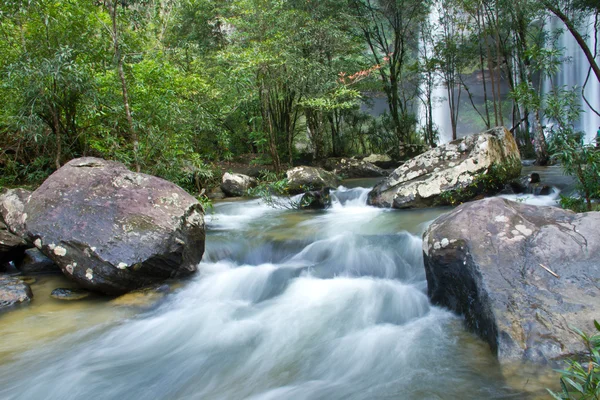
0, 179, 560, 399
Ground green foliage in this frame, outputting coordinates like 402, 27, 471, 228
548, 321, 600, 399
0, 0, 597, 194
547, 88, 600, 212
436, 161, 521, 206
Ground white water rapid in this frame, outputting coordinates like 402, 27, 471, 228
0, 183, 556, 399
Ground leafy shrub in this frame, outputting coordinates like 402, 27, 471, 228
548, 321, 600, 399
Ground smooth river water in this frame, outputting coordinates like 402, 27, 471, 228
0, 179, 560, 399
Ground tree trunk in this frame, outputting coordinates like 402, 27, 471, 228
545, 3, 600, 84
52, 105, 61, 169
108, 0, 139, 172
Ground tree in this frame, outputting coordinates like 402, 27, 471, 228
351, 0, 429, 146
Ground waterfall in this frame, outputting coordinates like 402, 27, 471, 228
546, 14, 600, 143
418, 3, 453, 145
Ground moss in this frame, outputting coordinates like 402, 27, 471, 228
435, 157, 521, 207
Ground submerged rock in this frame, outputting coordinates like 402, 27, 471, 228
24, 157, 205, 295
0, 275, 33, 309
111, 284, 171, 308
220, 172, 257, 197
423, 197, 600, 365
286, 166, 341, 195
50, 288, 91, 301
368, 127, 521, 208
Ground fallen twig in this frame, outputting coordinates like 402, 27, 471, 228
539, 263, 560, 279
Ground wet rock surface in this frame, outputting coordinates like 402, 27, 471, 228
50, 287, 91, 301
0, 275, 33, 309
24, 157, 206, 295
286, 166, 341, 195
220, 172, 257, 197
423, 197, 600, 365
368, 127, 521, 209
110, 283, 171, 308
298, 188, 332, 210
16, 248, 60, 275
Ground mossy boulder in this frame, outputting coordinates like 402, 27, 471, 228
368, 127, 521, 208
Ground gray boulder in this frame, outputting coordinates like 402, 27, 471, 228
220, 172, 257, 197
368, 127, 521, 208
24, 157, 205, 295
0, 275, 33, 309
423, 197, 600, 365
0, 188, 31, 238
324, 158, 386, 178
286, 166, 341, 195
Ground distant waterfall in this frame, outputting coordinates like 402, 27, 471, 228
418, 4, 453, 145
546, 14, 600, 143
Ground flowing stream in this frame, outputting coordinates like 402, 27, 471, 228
0, 180, 559, 399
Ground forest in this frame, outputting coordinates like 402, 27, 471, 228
0, 0, 599, 193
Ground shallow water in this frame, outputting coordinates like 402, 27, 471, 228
0, 181, 560, 400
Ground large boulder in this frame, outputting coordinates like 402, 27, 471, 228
368, 127, 521, 208
324, 158, 386, 178
220, 172, 257, 197
24, 157, 205, 295
423, 197, 600, 365
286, 166, 341, 195
0, 188, 32, 238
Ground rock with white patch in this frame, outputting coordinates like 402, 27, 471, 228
0, 188, 31, 238
368, 127, 521, 209
220, 172, 257, 197
423, 197, 600, 366
24, 157, 205, 295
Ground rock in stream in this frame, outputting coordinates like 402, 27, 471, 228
423, 197, 600, 365
24, 157, 206, 295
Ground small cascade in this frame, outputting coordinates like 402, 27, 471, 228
499, 186, 561, 207
0, 184, 539, 399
